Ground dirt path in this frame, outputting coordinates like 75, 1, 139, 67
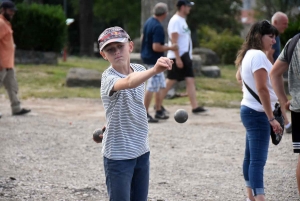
0, 98, 299, 201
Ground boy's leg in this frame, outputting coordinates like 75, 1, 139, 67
103, 157, 135, 201
131, 152, 150, 201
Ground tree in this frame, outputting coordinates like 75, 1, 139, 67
93, 0, 141, 39
79, 0, 94, 56
255, 0, 300, 20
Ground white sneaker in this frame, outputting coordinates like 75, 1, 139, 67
285, 123, 292, 133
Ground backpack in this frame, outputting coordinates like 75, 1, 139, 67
284, 33, 300, 64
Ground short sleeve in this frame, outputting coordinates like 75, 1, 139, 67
251, 51, 269, 73
101, 73, 121, 97
168, 17, 181, 35
152, 25, 164, 44
0, 21, 8, 40
278, 39, 292, 63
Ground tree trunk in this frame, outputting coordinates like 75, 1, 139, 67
79, 0, 94, 57
141, 0, 177, 41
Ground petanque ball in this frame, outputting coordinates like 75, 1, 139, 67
93, 129, 103, 143
174, 109, 188, 123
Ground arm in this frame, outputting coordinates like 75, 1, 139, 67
236, 67, 242, 84
270, 59, 289, 109
170, 32, 183, 68
152, 42, 178, 52
254, 68, 282, 133
112, 57, 173, 91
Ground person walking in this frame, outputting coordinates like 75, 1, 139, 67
235, 20, 283, 201
141, 2, 178, 123
270, 33, 300, 196
0, 1, 30, 117
267, 11, 292, 133
98, 26, 173, 201
161, 0, 206, 114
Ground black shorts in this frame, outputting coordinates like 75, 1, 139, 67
292, 111, 300, 153
167, 52, 194, 82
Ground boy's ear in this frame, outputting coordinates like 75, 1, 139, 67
100, 51, 107, 60
129, 41, 134, 53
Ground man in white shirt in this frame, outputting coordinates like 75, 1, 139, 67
161, 0, 206, 114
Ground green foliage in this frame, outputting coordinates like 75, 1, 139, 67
199, 26, 244, 64
92, 0, 141, 39
12, 3, 67, 52
255, 0, 300, 20
280, 14, 300, 46
188, 0, 243, 35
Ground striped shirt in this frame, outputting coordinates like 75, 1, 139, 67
278, 39, 300, 112
100, 63, 149, 160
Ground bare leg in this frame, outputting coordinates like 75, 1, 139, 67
254, 195, 265, 201
144, 90, 153, 113
246, 187, 255, 201
155, 89, 163, 111
185, 77, 198, 109
160, 79, 177, 104
297, 155, 300, 195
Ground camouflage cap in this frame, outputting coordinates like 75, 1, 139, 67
98, 26, 131, 51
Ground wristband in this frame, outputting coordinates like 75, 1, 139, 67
269, 117, 275, 122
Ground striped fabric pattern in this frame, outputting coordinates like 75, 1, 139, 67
100, 63, 149, 160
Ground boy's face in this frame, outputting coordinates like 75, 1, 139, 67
100, 41, 133, 67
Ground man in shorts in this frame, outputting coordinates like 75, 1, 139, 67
161, 0, 206, 114
270, 33, 300, 195
141, 2, 178, 123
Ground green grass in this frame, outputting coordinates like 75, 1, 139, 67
0, 57, 242, 108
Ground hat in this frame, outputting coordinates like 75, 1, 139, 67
153, 2, 168, 16
176, 0, 194, 7
98, 26, 131, 51
0, 1, 17, 11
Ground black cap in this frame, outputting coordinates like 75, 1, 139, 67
0, 1, 17, 11
176, 0, 194, 7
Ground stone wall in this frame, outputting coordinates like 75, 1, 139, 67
15, 49, 58, 65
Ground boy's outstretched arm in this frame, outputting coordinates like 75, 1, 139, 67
112, 57, 173, 91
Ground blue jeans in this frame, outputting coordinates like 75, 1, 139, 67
240, 105, 270, 196
103, 152, 150, 201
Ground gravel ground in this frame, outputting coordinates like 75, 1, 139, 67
0, 97, 299, 201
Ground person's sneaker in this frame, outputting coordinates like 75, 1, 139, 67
285, 123, 292, 134
147, 113, 159, 123
155, 110, 169, 120
13, 108, 31, 116
153, 105, 169, 115
192, 106, 207, 114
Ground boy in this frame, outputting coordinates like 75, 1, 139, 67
98, 26, 172, 201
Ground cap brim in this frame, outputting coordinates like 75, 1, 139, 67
100, 38, 128, 51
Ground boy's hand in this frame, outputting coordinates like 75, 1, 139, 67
153, 57, 173, 74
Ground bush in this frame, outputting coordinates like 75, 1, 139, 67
12, 3, 67, 52
198, 26, 244, 64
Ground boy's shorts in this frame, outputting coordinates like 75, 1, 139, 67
292, 111, 300, 153
145, 65, 166, 92
167, 52, 194, 82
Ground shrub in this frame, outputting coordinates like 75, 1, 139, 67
12, 3, 67, 52
198, 26, 244, 64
